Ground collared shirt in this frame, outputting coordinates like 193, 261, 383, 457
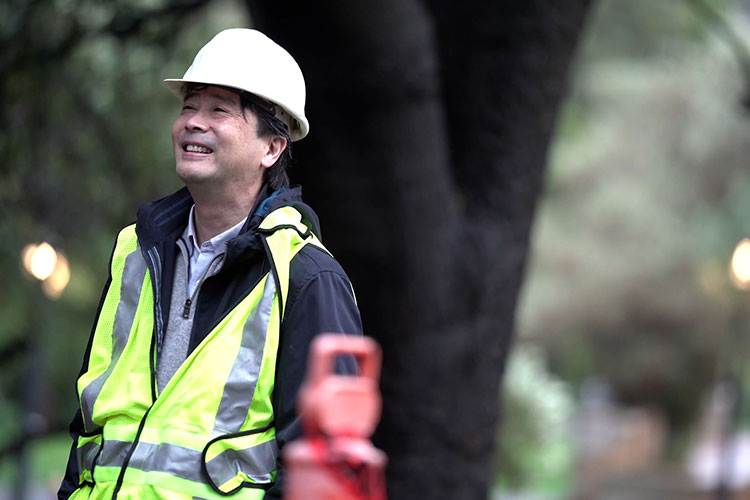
182, 205, 246, 297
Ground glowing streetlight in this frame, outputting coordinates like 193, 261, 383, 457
718, 238, 750, 499
43, 253, 70, 299
21, 241, 70, 299
17, 241, 70, 500
730, 238, 750, 291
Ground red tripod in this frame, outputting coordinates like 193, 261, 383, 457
283, 334, 387, 500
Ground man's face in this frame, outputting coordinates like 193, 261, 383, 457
172, 86, 268, 195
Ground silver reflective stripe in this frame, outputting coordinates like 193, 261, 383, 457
129, 440, 201, 481
205, 439, 278, 486
101, 439, 276, 485
81, 247, 147, 430
98, 439, 132, 468
76, 438, 102, 473
213, 275, 277, 433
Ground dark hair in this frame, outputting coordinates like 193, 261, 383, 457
238, 92, 292, 191
182, 83, 293, 190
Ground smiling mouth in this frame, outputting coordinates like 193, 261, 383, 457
184, 144, 213, 153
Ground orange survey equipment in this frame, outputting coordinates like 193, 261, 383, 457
283, 334, 387, 500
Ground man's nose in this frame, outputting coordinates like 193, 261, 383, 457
184, 110, 208, 131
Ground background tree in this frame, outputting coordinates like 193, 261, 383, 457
247, 2, 592, 498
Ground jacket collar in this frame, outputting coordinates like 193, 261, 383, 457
135, 184, 321, 260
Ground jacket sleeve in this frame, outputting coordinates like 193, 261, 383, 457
264, 249, 363, 499
58, 410, 84, 499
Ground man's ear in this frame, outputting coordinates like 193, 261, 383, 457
261, 136, 287, 168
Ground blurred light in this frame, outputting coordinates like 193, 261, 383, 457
42, 253, 70, 299
730, 238, 750, 290
21, 245, 35, 275
20, 241, 70, 299
22, 242, 57, 281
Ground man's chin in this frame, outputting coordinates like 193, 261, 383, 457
176, 168, 212, 186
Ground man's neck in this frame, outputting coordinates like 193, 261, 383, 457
189, 187, 261, 246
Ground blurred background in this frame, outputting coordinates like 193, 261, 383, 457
1, 0, 749, 499
498, 1, 750, 498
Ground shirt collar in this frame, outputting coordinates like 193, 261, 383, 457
185, 205, 246, 256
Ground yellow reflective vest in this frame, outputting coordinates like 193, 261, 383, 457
71, 206, 327, 500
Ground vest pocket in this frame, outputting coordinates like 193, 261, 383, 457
201, 426, 278, 495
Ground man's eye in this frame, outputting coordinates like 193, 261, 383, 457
182, 104, 196, 111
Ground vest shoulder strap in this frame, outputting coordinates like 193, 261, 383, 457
258, 206, 329, 322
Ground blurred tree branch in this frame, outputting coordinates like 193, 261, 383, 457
0, 0, 213, 75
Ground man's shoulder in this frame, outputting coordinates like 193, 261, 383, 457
285, 243, 359, 326
290, 243, 348, 282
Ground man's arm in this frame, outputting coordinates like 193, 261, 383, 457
265, 246, 363, 498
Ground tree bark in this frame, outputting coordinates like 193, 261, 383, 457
247, 1, 592, 498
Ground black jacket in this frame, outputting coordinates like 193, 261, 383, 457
58, 185, 363, 499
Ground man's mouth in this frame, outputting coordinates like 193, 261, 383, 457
184, 144, 213, 153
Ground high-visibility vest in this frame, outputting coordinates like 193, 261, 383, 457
71, 207, 326, 500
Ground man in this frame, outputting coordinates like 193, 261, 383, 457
58, 28, 362, 500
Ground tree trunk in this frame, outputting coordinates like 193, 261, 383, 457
247, 1, 592, 498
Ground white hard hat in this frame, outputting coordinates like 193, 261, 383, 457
164, 28, 309, 141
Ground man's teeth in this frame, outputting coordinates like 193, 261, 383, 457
185, 144, 212, 153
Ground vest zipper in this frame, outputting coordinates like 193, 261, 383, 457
182, 298, 192, 319
180, 252, 224, 320
181, 237, 194, 320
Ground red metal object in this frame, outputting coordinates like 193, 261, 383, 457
283, 334, 387, 500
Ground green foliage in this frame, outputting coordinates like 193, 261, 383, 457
495, 347, 575, 495
0, 433, 72, 495
577, 0, 730, 63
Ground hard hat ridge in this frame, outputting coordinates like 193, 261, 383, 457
163, 28, 309, 141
